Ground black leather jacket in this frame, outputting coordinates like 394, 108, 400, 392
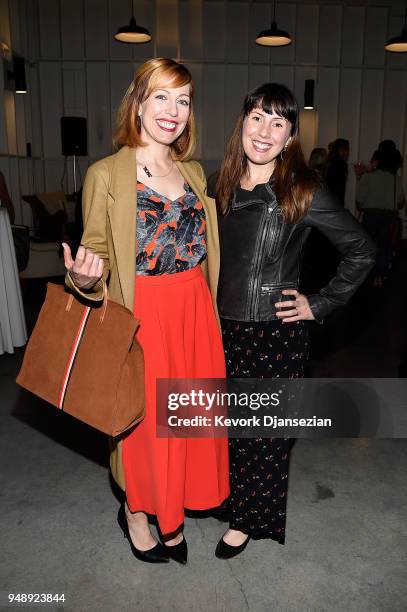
215, 181, 376, 323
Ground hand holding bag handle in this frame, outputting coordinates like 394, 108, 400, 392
17, 245, 145, 435
62, 242, 104, 292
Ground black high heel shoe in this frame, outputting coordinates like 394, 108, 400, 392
165, 535, 188, 565
117, 505, 169, 563
215, 533, 250, 559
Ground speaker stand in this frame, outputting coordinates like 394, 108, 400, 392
72, 155, 78, 193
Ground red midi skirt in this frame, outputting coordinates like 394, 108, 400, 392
122, 266, 229, 535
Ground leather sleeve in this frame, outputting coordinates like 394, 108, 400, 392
304, 189, 377, 322
64, 161, 111, 302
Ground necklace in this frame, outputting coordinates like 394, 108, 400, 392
138, 160, 174, 179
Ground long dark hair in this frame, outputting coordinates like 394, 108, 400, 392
216, 83, 320, 223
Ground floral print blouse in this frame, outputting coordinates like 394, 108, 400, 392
136, 181, 207, 275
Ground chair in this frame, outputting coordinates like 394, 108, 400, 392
20, 192, 68, 278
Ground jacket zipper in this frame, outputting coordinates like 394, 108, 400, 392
247, 203, 275, 320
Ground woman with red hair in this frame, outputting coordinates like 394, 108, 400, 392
63, 58, 229, 565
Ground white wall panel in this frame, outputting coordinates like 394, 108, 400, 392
364, 7, 387, 67
381, 70, 407, 148
318, 6, 342, 66
270, 3, 296, 66
109, 62, 134, 132
271, 66, 294, 91
226, 2, 248, 63
225, 65, 248, 140
181, 63, 201, 160
86, 62, 111, 160
295, 4, 318, 65
0, 0, 11, 48
44, 159, 66, 192
249, 65, 270, 91
359, 69, 384, 162
4, 92, 17, 155
63, 62, 87, 116
33, 159, 46, 193
26, 0, 40, 59
39, 62, 63, 158
316, 67, 339, 149
202, 65, 224, 161
337, 67, 361, 211
180, 0, 203, 61
203, 0, 225, 61
17, 0, 29, 57
342, 7, 365, 66
15, 95, 27, 156
28, 65, 43, 158
38, 0, 61, 59
299, 110, 317, 163
249, 3, 271, 65
156, 0, 179, 58
9, 0, 22, 54
61, 0, 85, 59
19, 158, 34, 225
84, 0, 108, 59
337, 69, 362, 156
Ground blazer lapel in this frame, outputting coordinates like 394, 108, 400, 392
108, 146, 137, 311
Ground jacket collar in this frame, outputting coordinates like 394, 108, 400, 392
232, 179, 278, 211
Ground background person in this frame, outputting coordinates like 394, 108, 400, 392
325, 138, 350, 205
308, 147, 328, 178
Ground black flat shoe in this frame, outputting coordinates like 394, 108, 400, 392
215, 534, 250, 559
165, 536, 188, 565
117, 505, 169, 563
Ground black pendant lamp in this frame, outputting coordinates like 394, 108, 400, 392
256, 0, 292, 47
304, 80, 314, 110
114, 0, 151, 44
385, 1, 407, 52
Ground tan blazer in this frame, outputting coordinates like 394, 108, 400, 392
66, 145, 221, 491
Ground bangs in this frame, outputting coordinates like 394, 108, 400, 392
244, 83, 298, 133
147, 64, 193, 99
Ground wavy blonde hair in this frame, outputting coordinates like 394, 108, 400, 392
114, 58, 196, 160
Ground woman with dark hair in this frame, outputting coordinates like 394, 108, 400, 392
63, 58, 229, 565
325, 138, 350, 205
308, 147, 328, 177
212, 83, 376, 559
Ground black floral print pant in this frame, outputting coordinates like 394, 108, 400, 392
220, 318, 309, 544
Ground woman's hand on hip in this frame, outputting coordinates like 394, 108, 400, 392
62, 243, 104, 290
275, 289, 315, 323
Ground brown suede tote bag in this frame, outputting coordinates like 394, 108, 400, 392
16, 283, 145, 435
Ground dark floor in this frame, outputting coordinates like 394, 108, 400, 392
1, 248, 407, 611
